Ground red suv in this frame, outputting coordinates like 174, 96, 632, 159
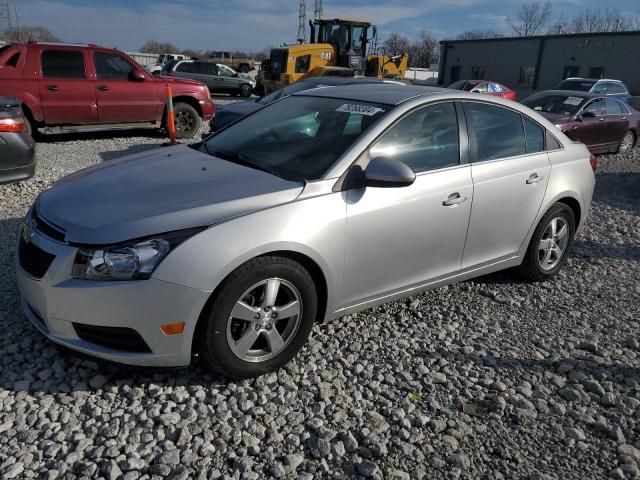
0, 42, 215, 138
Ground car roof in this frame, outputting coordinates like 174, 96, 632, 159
297, 84, 450, 105
563, 77, 624, 83
296, 77, 401, 87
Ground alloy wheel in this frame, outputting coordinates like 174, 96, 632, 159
175, 110, 195, 132
620, 132, 635, 153
226, 278, 303, 363
538, 217, 569, 271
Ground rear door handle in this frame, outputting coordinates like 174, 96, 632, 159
97, 85, 109, 91
526, 173, 544, 184
46, 85, 58, 91
442, 192, 467, 207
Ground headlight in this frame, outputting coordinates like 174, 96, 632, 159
72, 228, 203, 281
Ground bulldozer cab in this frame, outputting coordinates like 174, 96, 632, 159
310, 19, 373, 74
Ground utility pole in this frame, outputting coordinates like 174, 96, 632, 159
314, 0, 323, 20
297, 0, 306, 43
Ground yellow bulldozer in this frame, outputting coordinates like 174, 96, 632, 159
258, 18, 409, 94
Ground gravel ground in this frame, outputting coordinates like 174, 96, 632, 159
0, 109, 638, 480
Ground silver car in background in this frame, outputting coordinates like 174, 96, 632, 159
17, 85, 595, 378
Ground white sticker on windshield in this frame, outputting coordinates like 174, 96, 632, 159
335, 104, 385, 116
563, 96, 583, 106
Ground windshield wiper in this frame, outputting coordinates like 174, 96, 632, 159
201, 145, 282, 178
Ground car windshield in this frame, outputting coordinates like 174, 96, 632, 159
201, 95, 389, 181
554, 79, 596, 91
449, 80, 477, 91
523, 94, 586, 116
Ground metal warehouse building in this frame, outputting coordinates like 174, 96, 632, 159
438, 31, 640, 100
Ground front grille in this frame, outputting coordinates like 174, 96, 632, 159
73, 323, 152, 353
18, 237, 56, 279
32, 208, 66, 242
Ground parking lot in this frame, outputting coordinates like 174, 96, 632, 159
0, 93, 639, 479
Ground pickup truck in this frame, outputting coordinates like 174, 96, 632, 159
208, 51, 255, 73
0, 42, 215, 139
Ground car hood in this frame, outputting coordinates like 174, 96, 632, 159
213, 102, 263, 128
219, 101, 263, 116
36, 145, 303, 245
536, 112, 573, 124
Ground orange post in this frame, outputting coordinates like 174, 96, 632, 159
165, 84, 176, 145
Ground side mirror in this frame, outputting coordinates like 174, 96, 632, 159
129, 70, 146, 82
364, 156, 415, 188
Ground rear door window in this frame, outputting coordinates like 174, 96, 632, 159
465, 103, 526, 161
604, 98, 623, 115
41, 50, 86, 78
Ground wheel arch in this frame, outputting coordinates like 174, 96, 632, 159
191, 249, 329, 357
556, 196, 582, 227
170, 96, 203, 118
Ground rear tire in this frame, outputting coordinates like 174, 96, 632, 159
618, 131, 635, 153
172, 102, 201, 139
518, 203, 575, 282
196, 256, 317, 379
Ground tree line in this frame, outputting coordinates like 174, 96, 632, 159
458, 3, 639, 40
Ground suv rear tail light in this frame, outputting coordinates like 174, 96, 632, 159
0, 116, 26, 133
589, 154, 598, 173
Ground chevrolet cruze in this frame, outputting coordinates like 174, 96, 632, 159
17, 85, 595, 378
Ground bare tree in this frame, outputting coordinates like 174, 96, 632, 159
456, 29, 504, 40
408, 31, 439, 68
139, 40, 178, 54
570, 8, 633, 33
510, 0, 553, 37
383, 33, 410, 57
547, 8, 636, 34
3, 25, 59, 42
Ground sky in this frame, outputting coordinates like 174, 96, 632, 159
12, 0, 640, 53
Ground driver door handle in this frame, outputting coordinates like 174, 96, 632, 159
97, 85, 109, 91
526, 173, 544, 184
442, 192, 467, 207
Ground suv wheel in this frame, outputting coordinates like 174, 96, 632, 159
196, 256, 317, 378
172, 102, 201, 138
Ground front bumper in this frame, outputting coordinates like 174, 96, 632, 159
16, 227, 211, 367
0, 132, 36, 185
200, 99, 215, 121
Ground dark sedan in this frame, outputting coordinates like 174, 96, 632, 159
522, 90, 639, 154
210, 76, 406, 131
0, 97, 35, 185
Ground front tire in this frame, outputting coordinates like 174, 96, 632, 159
518, 203, 575, 282
239, 84, 252, 98
172, 102, 201, 139
197, 256, 318, 378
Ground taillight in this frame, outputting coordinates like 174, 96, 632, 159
0, 116, 26, 133
589, 154, 598, 173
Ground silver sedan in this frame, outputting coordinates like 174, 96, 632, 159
17, 85, 595, 378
